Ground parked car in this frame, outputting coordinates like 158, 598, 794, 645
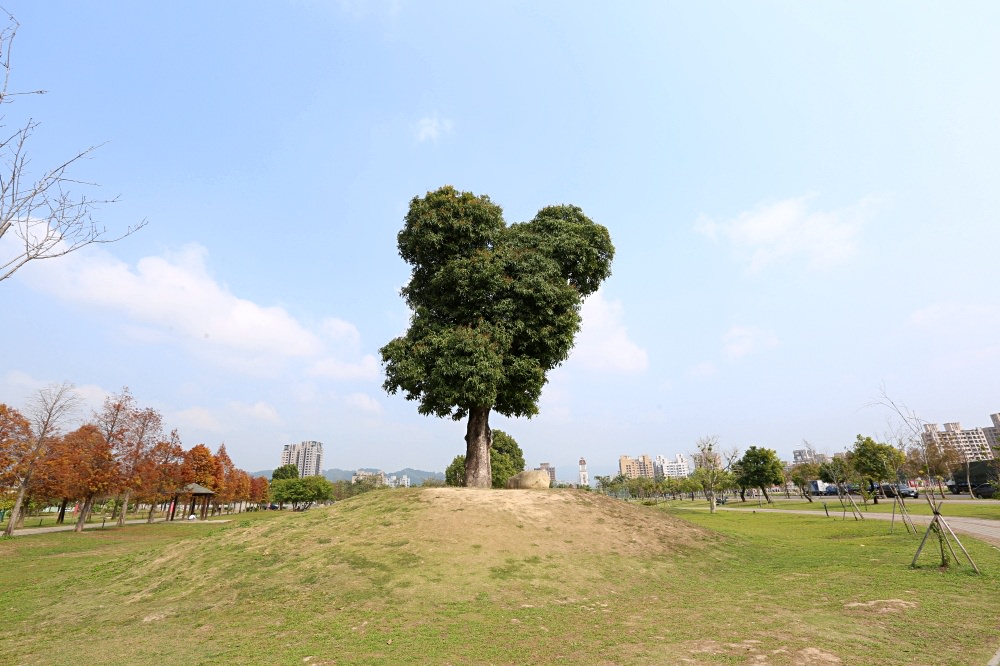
824, 485, 841, 496
972, 483, 996, 499
880, 484, 918, 499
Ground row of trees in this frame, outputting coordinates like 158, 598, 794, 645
599, 432, 953, 514
791, 430, 1000, 503
1, 384, 268, 535
594, 438, 785, 512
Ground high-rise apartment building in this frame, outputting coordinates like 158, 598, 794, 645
280, 440, 324, 477
619, 454, 655, 479
655, 454, 691, 479
792, 449, 829, 465
921, 422, 994, 463
984, 413, 1000, 452
578, 458, 589, 487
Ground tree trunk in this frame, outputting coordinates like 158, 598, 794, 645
117, 490, 132, 526
761, 487, 772, 503
464, 406, 492, 488
75, 496, 95, 533
3, 484, 28, 537
57, 498, 68, 524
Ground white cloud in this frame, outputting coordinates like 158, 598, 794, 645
344, 392, 383, 414
310, 317, 381, 381
687, 326, 777, 379
308, 356, 380, 381
18, 243, 377, 381
0, 370, 47, 402
0, 372, 108, 417
721, 326, 779, 360
570, 291, 648, 374
174, 406, 223, 433
696, 195, 879, 272
413, 113, 454, 143
229, 400, 283, 424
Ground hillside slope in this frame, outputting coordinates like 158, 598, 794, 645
9, 489, 997, 665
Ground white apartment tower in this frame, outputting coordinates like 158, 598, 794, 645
656, 454, 692, 479
578, 458, 589, 487
281, 440, 324, 477
921, 423, 994, 463
792, 449, 830, 465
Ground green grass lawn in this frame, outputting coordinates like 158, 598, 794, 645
2, 490, 998, 665
689, 496, 1000, 520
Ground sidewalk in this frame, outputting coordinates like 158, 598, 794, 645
719, 505, 1000, 548
4, 516, 229, 537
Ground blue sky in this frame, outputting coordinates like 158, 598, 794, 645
3, 1, 999, 481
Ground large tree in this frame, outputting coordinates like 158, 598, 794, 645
3, 384, 79, 535
182, 444, 219, 489
692, 436, 737, 514
135, 431, 185, 523
849, 434, 905, 503
271, 464, 299, 481
0, 404, 31, 492
381, 186, 613, 488
95, 389, 163, 526
62, 424, 118, 532
271, 475, 334, 510
790, 462, 821, 502
735, 446, 785, 503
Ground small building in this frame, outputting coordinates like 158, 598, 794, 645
168, 483, 215, 521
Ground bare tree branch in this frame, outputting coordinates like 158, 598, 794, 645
0, 11, 145, 282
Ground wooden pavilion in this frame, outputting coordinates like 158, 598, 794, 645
168, 483, 215, 521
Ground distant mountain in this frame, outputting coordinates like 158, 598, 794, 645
323, 468, 445, 484
252, 468, 444, 484
391, 468, 446, 484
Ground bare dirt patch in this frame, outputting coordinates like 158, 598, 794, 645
678, 640, 843, 664
416, 487, 713, 558
843, 598, 918, 613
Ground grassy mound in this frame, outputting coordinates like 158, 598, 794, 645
3, 489, 1000, 665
